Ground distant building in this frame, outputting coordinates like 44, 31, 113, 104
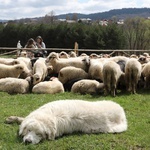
78, 18, 92, 24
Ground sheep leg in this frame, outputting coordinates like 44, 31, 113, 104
5, 116, 24, 124
104, 85, 109, 96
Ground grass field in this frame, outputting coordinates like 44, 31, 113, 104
0, 90, 150, 150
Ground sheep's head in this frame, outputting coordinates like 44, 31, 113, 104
46, 52, 58, 63
32, 74, 41, 85
15, 64, 24, 72
59, 51, 69, 58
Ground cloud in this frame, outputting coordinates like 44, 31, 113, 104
0, 0, 149, 20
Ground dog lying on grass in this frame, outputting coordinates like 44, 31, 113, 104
6, 99, 127, 144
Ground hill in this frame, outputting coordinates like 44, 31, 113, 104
56, 8, 150, 20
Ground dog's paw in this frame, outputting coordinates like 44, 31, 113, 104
5, 116, 19, 124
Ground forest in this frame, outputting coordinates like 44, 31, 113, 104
0, 17, 149, 50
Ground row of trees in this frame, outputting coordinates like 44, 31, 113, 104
0, 17, 149, 50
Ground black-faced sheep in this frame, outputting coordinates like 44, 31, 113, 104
125, 58, 142, 94
46, 52, 90, 73
0, 77, 30, 94
32, 77, 64, 94
103, 61, 124, 96
58, 66, 89, 84
0, 63, 24, 78
71, 79, 104, 95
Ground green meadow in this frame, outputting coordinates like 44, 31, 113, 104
0, 90, 150, 150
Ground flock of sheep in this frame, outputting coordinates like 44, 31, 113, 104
0, 50, 149, 96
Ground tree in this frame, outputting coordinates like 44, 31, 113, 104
123, 17, 150, 50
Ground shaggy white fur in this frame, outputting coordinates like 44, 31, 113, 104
8, 100, 128, 144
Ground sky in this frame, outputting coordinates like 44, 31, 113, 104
0, 0, 149, 20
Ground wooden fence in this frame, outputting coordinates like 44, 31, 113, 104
0, 47, 149, 57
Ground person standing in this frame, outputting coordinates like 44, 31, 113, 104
36, 36, 46, 49
24, 38, 37, 59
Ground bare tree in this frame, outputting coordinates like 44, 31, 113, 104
123, 17, 150, 50
43, 10, 56, 24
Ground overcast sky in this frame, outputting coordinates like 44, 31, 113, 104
0, 0, 149, 20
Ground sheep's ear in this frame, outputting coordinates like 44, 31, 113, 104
59, 72, 63, 77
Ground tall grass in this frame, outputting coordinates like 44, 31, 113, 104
0, 91, 150, 150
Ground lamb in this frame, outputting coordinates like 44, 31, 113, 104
71, 79, 104, 95
125, 58, 142, 94
103, 61, 124, 96
32, 77, 64, 94
0, 63, 24, 79
46, 52, 90, 73
32, 58, 48, 85
0, 77, 30, 94
58, 66, 89, 84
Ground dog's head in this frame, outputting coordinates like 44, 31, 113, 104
19, 115, 56, 144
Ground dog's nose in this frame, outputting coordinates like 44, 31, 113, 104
25, 139, 32, 144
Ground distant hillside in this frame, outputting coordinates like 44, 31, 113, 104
56, 8, 150, 20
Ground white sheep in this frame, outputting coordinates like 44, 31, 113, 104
0, 58, 16, 65
88, 59, 104, 82
32, 77, 64, 94
58, 66, 89, 84
69, 51, 77, 57
0, 77, 30, 94
0, 63, 24, 79
103, 60, 124, 96
141, 61, 150, 89
59, 51, 69, 58
46, 52, 90, 73
71, 79, 104, 95
14, 57, 32, 78
32, 58, 48, 85
125, 58, 142, 94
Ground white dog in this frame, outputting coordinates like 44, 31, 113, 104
6, 100, 127, 144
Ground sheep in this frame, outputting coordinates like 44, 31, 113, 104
103, 61, 124, 96
0, 58, 16, 65
15, 57, 32, 78
125, 58, 142, 94
138, 55, 149, 64
69, 51, 77, 57
71, 79, 104, 95
16, 57, 32, 71
89, 53, 99, 59
0, 63, 24, 79
58, 66, 89, 84
0, 77, 30, 94
32, 77, 64, 94
109, 56, 129, 63
63, 78, 83, 91
88, 59, 104, 82
32, 58, 48, 85
46, 52, 90, 73
59, 51, 69, 58
116, 60, 126, 73
141, 61, 150, 89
